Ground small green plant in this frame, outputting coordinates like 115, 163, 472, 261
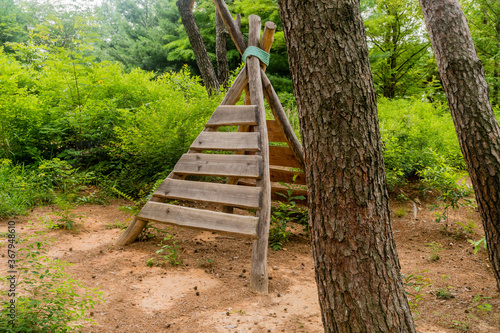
103, 219, 127, 230
137, 223, 170, 242
0, 235, 103, 332
197, 258, 214, 268
426, 241, 444, 261
396, 191, 410, 201
269, 182, 308, 251
472, 294, 492, 313
402, 271, 432, 318
51, 197, 84, 230
450, 320, 470, 331
468, 236, 487, 254
76, 190, 110, 205
147, 232, 182, 267
435, 287, 453, 299
394, 207, 406, 218
420, 150, 475, 231
453, 220, 476, 240
269, 215, 291, 251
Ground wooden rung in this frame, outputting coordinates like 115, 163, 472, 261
267, 120, 287, 142
153, 179, 261, 209
269, 146, 303, 168
191, 132, 260, 151
270, 167, 306, 185
206, 105, 258, 127
137, 202, 258, 238
173, 154, 262, 179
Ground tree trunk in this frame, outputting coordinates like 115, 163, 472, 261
276, 1, 416, 332
215, 9, 229, 89
177, 0, 220, 95
419, 0, 500, 290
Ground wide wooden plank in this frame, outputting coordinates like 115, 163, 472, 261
153, 179, 261, 209
173, 154, 262, 179
191, 132, 260, 151
206, 105, 258, 127
270, 167, 306, 185
266, 120, 287, 142
269, 146, 303, 168
137, 202, 258, 238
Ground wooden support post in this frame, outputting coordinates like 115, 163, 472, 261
261, 70, 305, 168
259, 21, 277, 72
213, 0, 247, 55
115, 217, 148, 246
115, 195, 164, 246
221, 65, 248, 105
247, 14, 270, 294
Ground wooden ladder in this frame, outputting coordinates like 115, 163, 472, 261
116, 14, 305, 294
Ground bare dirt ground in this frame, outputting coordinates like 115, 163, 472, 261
1, 192, 499, 332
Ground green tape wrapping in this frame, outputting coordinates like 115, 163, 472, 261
242, 46, 270, 66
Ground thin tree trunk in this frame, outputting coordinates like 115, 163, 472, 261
419, 0, 500, 290
216, 9, 229, 89
276, 1, 416, 332
177, 0, 220, 95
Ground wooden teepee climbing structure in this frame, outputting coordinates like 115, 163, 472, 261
116, 5, 305, 294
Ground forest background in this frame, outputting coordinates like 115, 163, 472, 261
0, 0, 499, 218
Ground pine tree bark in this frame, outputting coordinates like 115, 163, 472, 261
177, 0, 220, 95
419, 0, 500, 290
215, 9, 229, 89
276, 1, 416, 332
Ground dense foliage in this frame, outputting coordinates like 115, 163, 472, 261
0, 44, 222, 195
0, 0, 499, 219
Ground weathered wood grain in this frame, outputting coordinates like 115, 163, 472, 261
153, 179, 261, 209
137, 202, 258, 238
269, 146, 303, 168
259, 21, 277, 71
191, 132, 260, 151
206, 105, 258, 127
247, 14, 271, 294
212, 0, 247, 55
173, 153, 262, 179
267, 120, 287, 142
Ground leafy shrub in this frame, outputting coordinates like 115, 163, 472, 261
378, 97, 463, 189
0, 236, 102, 332
0, 158, 97, 218
147, 232, 183, 267
270, 184, 308, 251
0, 159, 53, 217
419, 150, 474, 229
110, 67, 222, 194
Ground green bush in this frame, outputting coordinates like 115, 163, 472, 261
0, 158, 95, 218
0, 236, 102, 332
378, 97, 463, 189
0, 159, 53, 217
1, 42, 223, 196
419, 150, 474, 229
110, 66, 222, 194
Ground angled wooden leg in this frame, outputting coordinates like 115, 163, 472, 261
115, 217, 148, 246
